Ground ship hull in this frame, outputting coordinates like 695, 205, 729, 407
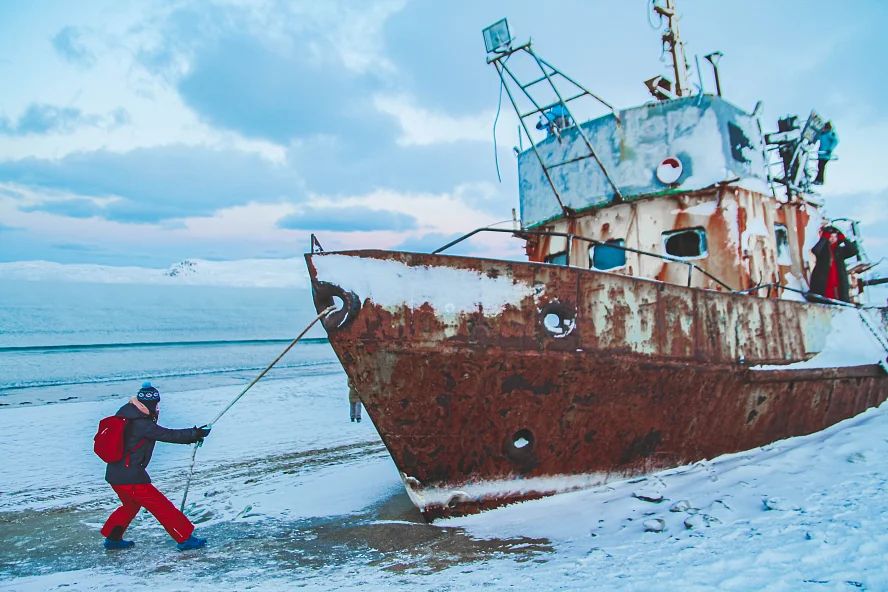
305, 250, 888, 520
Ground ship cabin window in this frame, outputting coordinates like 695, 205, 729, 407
775, 224, 791, 265
589, 239, 627, 271
662, 228, 707, 260
545, 252, 568, 266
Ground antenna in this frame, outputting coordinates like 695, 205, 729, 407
651, 0, 690, 98
704, 51, 724, 97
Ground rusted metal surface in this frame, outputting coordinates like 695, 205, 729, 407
306, 250, 888, 521
525, 184, 824, 297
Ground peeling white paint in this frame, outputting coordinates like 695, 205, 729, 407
721, 197, 741, 250
741, 216, 770, 251
672, 201, 718, 216
313, 254, 533, 316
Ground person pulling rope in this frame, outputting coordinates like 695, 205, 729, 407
94, 305, 335, 552
178, 305, 337, 514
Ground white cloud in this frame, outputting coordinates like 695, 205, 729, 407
326, 0, 405, 74
0, 8, 288, 164
183, 202, 297, 238
0, 0, 406, 164
373, 94, 498, 147
843, 197, 888, 228
818, 118, 888, 197
208, 0, 404, 75
310, 184, 502, 233
297, 184, 524, 259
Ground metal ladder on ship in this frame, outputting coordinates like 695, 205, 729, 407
486, 37, 623, 218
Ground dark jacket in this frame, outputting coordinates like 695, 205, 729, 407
104, 401, 202, 485
809, 235, 858, 302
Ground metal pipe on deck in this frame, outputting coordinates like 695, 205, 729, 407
704, 51, 724, 97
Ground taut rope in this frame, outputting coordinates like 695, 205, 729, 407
179, 305, 336, 512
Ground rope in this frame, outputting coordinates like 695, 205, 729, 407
179, 304, 336, 512
858, 309, 888, 356
647, 0, 663, 29
493, 65, 506, 183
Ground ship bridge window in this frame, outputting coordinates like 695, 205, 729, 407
545, 252, 568, 266
662, 228, 707, 260
589, 239, 627, 271
775, 224, 791, 265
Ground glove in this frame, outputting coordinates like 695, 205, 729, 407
195, 425, 212, 439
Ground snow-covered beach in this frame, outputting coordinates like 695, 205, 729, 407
2, 276, 888, 591
4, 0, 888, 586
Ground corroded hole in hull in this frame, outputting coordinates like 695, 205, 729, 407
507, 429, 535, 462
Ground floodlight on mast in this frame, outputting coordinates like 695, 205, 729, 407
483, 19, 513, 54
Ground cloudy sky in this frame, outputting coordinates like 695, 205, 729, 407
1, 0, 886, 268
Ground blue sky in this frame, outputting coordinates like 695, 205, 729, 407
0, 0, 886, 269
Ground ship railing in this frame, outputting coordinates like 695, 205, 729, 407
737, 283, 858, 308
432, 227, 734, 291
431, 227, 864, 307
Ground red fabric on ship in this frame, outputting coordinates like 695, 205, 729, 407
825, 242, 840, 300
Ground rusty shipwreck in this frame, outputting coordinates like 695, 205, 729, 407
306, 2, 888, 520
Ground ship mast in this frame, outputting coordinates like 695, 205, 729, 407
653, 0, 689, 97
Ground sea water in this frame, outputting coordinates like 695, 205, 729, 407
0, 280, 339, 403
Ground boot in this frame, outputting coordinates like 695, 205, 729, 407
103, 538, 135, 550
177, 534, 207, 551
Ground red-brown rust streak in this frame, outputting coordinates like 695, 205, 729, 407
305, 250, 888, 520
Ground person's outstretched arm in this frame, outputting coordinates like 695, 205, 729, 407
138, 421, 204, 445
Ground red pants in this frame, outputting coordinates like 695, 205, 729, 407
101, 484, 194, 544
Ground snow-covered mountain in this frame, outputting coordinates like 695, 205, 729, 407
0, 258, 309, 288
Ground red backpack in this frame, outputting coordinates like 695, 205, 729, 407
94, 415, 145, 465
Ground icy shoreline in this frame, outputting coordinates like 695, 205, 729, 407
2, 369, 888, 590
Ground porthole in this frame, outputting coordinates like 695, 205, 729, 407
506, 428, 535, 462
539, 301, 576, 338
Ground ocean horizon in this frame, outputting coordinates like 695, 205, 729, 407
0, 279, 337, 404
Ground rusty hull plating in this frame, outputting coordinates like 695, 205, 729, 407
307, 250, 888, 520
